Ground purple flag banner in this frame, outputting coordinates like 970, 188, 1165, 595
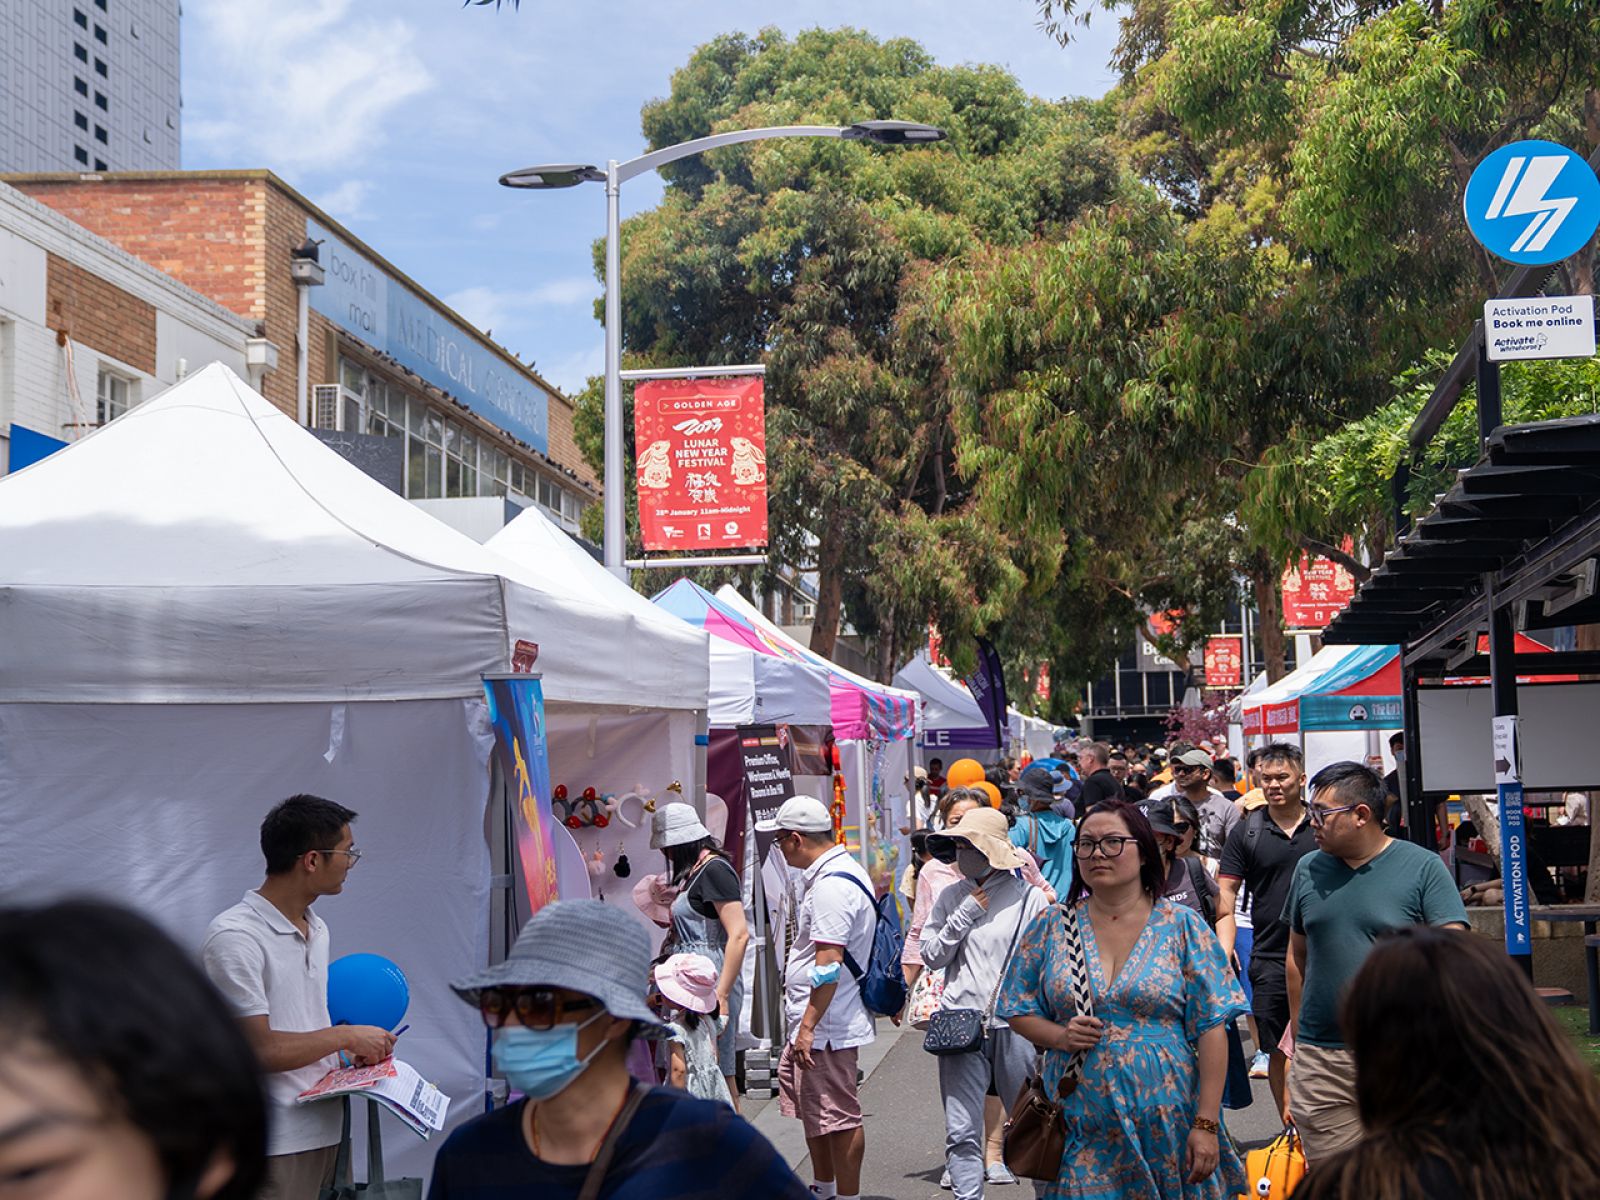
964, 637, 1010, 748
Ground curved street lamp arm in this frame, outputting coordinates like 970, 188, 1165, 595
616, 125, 846, 184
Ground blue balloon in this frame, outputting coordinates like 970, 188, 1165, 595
327, 953, 409, 1031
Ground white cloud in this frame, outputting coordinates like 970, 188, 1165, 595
312, 179, 373, 221
184, 0, 434, 173
443, 280, 596, 330
541, 343, 606, 397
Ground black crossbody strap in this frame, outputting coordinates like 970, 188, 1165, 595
577, 1083, 650, 1200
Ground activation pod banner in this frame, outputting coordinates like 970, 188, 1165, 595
485, 675, 559, 916
633, 375, 769, 551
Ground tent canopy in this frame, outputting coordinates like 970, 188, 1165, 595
653, 579, 918, 741
484, 504, 709, 709
0, 364, 704, 709
893, 651, 996, 749
1242, 636, 1560, 736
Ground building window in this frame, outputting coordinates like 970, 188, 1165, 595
74, 112, 88, 130
74, 44, 88, 62
94, 126, 107, 144
94, 25, 107, 43
74, 146, 88, 165
74, 9, 88, 27
97, 370, 131, 424
94, 58, 107, 77
93, 159, 107, 172
74, 78, 88, 96
94, 92, 107, 110
95, 0, 106, 8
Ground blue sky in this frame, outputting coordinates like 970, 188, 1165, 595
181, 1, 1120, 399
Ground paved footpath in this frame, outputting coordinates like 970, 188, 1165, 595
749, 1025, 1287, 1199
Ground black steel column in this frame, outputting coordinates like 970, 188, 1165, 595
1477, 338, 1502, 447
1487, 589, 1534, 978
1399, 649, 1428, 848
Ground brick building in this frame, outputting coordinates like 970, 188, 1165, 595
0, 180, 252, 474
7, 170, 597, 530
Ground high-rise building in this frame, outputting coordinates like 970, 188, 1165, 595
0, 0, 180, 174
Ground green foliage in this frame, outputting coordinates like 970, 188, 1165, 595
575, 26, 1121, 670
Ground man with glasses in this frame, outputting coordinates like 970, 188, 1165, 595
429, 900, 805, 1198
202, 794, 394, 1200
1155, 747, 1238, 871
1282, 762, 1469, 1165
1215, 743, 1315, 1114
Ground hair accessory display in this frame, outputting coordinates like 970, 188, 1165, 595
613, 848, 632, 879
614, 792, 649, 829
586, 848, 607, 877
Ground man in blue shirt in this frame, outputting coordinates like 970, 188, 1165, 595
428, 900, 805, 1200
1284, 761, 1469, 1166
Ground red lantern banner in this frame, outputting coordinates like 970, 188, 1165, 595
1281, 552, 1357, 630
633, 376, 768, 552
1204, 635, 1243, 689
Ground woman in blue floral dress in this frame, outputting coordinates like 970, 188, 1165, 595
998, 799, 1247, 1200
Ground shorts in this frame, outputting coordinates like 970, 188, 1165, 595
1287, 1043, 1361, 1165
777, 1042, 862, 1139
1235, 926, 1255, 1004
1248, 955, 1289, 1055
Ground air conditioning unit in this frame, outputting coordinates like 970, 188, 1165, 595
311, 384, 342, 431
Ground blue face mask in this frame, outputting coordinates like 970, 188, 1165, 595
492, 1010, 609, 1100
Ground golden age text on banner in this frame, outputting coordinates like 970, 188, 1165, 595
633, 376, 768, 551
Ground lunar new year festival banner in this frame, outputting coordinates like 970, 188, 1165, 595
484, 676, 559, 915
633, 376, 768, 552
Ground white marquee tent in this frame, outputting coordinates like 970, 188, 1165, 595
0, 365, 706, 1173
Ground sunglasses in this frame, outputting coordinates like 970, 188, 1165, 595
925, 836, 960, 864
477, 987, 600, 1029
1172, 763, 1209, 775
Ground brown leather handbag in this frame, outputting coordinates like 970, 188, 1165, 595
1001, 902, 1095, 1182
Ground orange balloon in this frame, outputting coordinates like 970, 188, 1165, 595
976, 780, 1003, 809
946, 758, 987, 788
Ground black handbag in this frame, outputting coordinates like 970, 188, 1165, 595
922, 896, 1028, 1057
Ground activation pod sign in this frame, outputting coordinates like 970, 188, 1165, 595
634, 376, 769, 552
1493, 714, 1531, 957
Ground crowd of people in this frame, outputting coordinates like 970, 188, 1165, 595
7, 745, 1600, 1199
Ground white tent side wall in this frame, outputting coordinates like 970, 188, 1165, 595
0, 698, 493, 1180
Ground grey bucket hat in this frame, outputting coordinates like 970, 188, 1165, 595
450, 899, 671, 1038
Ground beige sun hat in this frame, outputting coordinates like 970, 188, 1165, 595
927, 805, 1026, 871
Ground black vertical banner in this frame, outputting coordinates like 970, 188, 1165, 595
740, 724, 795, 859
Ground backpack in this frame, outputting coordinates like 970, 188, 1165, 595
1183, 856, 1217, 925
824, 872, 908, 1018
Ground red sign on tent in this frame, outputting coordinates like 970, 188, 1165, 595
633, 376, 768, 552
1204, 636, 1243, 689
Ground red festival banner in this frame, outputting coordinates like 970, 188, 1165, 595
1281, 548, 1358, 630
1203, 635, 1243, 689
633, 376, 769, 552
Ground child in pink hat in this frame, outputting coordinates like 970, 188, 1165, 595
652, 952, 733, 1106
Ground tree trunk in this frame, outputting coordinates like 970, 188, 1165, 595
810, 532, 844, 660
1251, 568, 1288, 682
1463, 792, 1501, 867
873, 600, 897, 682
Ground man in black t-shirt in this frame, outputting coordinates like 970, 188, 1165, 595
1075, 741, 1124, 812
1215, 742, 1316, 1118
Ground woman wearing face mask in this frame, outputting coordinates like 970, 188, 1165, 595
920, 807, 1049, 1200
429, 900, 806, 1200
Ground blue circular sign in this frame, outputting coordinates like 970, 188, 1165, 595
1463, 140, 1600, 265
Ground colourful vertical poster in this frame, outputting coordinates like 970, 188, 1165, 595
485, 676, 559, 915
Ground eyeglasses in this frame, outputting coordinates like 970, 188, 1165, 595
316, 847, 362, 864
1074, 835, 1134, 859
1170, 821, 1192, 835
478, 987, 600, 1029
1172, 763, 1208, 775
1307, 802, 1359, 826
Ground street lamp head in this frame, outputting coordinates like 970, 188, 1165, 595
841, 120, 946, 146
499, 163, 606, 189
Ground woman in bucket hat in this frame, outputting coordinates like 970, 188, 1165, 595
651, 802, 750, 1110
428, 900, 805, 1200
920, 807, 1050, 1199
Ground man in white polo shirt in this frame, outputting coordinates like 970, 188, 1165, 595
757, 795, 876, 1200
202, 794, 395, 1200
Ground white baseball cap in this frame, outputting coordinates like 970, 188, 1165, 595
753, 795, 833, 834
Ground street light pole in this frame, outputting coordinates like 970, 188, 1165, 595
603, 159, 624, 580
501, 120, 945, 579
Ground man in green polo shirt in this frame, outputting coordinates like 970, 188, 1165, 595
1284, 760, 1469, 1165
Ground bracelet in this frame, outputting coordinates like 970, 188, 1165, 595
1191, 1116, 1220, 1134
